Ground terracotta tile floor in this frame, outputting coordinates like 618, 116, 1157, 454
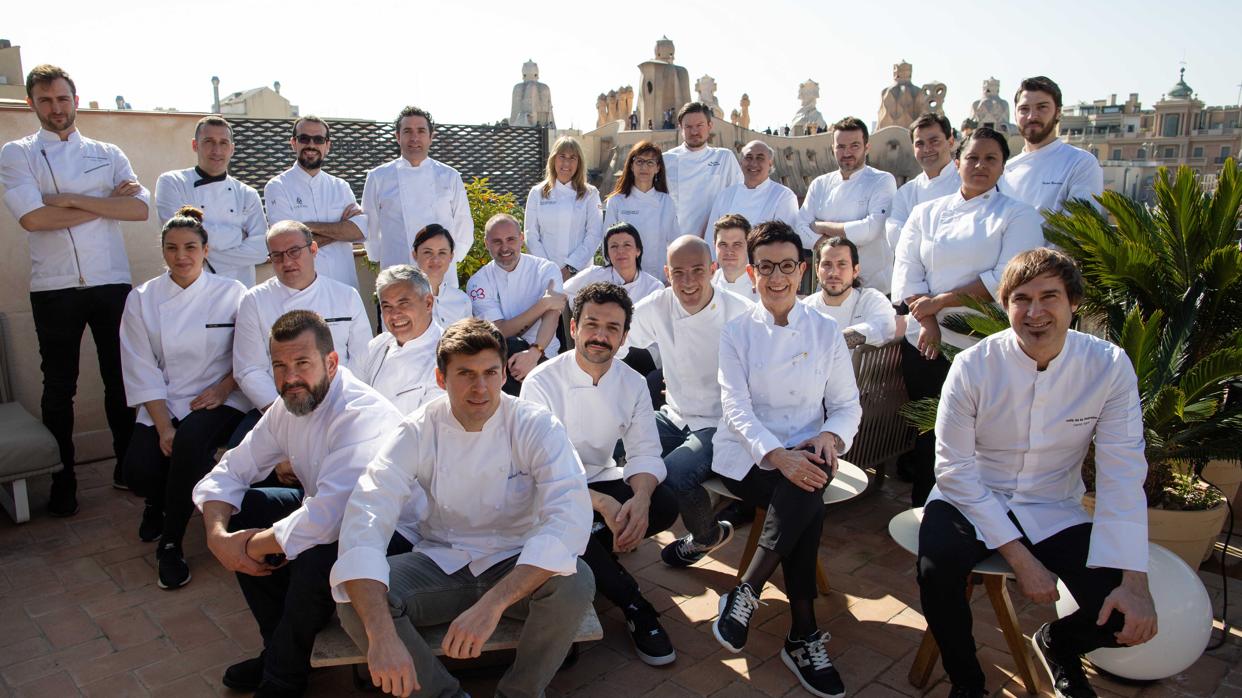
2, 459, 1240, 697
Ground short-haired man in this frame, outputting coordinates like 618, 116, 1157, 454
193, 310, 405, 696
705, 141, 801, 249
522, 283, 680, 666
234, 221, 372, 411
362, 106, 473, 285
360, 265, 444, 414
1, 64, 149, 513
265, 116, 368, 291
917, 249, 1155, 698
885, 113, 960, 254
331, 318, 594, 698
466, 213, 566, 393
798, 117, 898, 295
155, 115, 269, 286
710, 214, 758, 300
802, 236, 896, 350
1000, 76, 1103, 214
663, 101, 743, 238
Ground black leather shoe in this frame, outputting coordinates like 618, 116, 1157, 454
48, 478, 79, 517
222, 654, 265, 692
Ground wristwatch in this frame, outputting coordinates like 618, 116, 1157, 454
530, 343, 545, 357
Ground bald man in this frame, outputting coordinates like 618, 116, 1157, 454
705, 141, 805, 251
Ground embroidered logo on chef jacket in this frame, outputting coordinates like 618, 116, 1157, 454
295, 196, 305, 207
469, 288, 487, 300
620, 209, 641, 216
1065, 416, 1097, 427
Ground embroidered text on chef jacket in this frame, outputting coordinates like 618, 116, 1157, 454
1000, 138, 1103, 215
265, 165, 368, 291
523, 181, 604, 271
797, 165, 898, 294
885, 164, 961, 252
155, 167, 268, 287
564, 264, 664, 306
467, 253, 564, 355
360, 322, 445, 416
705, 178, 802, 251
663, 144, 743, 239
604, 188, 679, 281
801, 286, 897, 348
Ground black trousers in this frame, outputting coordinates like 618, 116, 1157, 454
123, 406, 244, 545
583, 478, 679, 606
721, 466, 827, 601
29, 283, 134, 480
917, 500, 1126, 691
900, 338, 952, 506
502, 337, 549, 396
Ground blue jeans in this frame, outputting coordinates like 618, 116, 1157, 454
656, 411, 719, 542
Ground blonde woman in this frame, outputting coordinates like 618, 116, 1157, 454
524, 136, 604, 281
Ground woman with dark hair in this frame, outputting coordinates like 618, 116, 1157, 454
524, 136, 603, 281
604, 141, 679, 281
412, 223, 472, 328
119, 206, 249, 590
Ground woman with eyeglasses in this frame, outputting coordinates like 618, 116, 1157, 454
604, 141, 679, 282
119, 206, 249, 590
524, 136, 603, 281
411, 223, 473, 328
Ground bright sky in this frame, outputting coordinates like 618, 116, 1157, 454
7, 0, 1242, 133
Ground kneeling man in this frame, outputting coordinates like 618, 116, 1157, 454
917, 248, 1155, 698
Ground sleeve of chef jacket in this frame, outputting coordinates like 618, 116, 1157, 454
718, 319, 784, 466
1066, 156, 1105, 214
360, 167, 382, 263
192, 410, 287, 516
342, 289, 375, 370
979, 203, 1046, 299
566, 187, 603, 271
154, 171, 184, 225
1086, 355, 1149, 572
512, 408, 591, 575
852, 289, 898, 346
119, 289, 167, 408
447, 169, 474, 266
620, 383, 667, 483
890, 213, 930, 301
885, 184, 915, 253
233, 291, 280, 408
206, 186, 270, 270
819, 327, 862, 452
523, 186, 549, 262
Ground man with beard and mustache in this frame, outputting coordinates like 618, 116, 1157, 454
885, 113, 960, 256
521, 283, 679, 666
1, 64, 150, 513
194, 310, 405, 697
663, 102, 743, 239
264, 116, 367, 291
801, 236, 895, 351
1000, 76, 1103, 214
155, 115, 269, 286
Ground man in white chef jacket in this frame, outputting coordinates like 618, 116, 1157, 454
663, 102, 743, 239
521, 282, 680, 666
797, 117, 897, 295
466, 213, 566, 394
155, 115, 269, 286
331, 318, 594, 698
264, 116, 367, 291
360, 265, 444, 415
885, 113, 960, 254
710, 214, 758, 300
193, 310, 405, 696
917, 248, 1155, 698
0, 64, 149, 514
705, 141, 802, 250
801, 236, 896, 350
1000, 76, 1104, 215
234, 221, 372, 412
362, 106, 473, 285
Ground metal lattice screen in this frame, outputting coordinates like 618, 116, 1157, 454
228, 117, 548, 201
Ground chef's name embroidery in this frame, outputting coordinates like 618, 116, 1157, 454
1065, 416, 1097, 426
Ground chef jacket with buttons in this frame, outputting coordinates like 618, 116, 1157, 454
885, 164, 961, 252
265, 165, 368, 291
466, 254, 564, 355
360, 323, 444, 416
711, 268, 758, 301
1000, 139, 1104, 215
801, 286, 897, 348
431, 285, 473, 330
927, 329, 1148, 572
604, 188, 679, 281
155, 167, 268, 287
797, 165, 897, 294
705, 179, 802, 251
564, 264, 664, 306
663, 144, 743, 239
524, 181, 604, 271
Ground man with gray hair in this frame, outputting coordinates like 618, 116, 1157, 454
705, 140, 803, 251
360, 265, 445, 414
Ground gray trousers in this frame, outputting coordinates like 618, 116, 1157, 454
338, 553, 596, 698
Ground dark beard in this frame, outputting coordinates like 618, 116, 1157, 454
1024, 117, 1059, 144
297, 150, 323, 170
281, 373, 331, 416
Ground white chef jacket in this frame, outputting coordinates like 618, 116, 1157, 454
360, 323, 444, 416
625, 287, 753, 431
712, 302, 862, 480
521, 352, 665, 484
1000, 139, 1104, 215
705, 179, 801, 251
120, 271, 250, 426
155, 167, 268, 287
264, 165, 367, 291
361, 157, 473, 285
193, 368, 404, 559
234, 274, 373, 408
330, 394, 590, 598
885, 164, 961, 252
604, 188, 679, 281
564, 264, 664, 306
1, 129, 148, 292
466, 255, 564, 355
891, 190, 1045, 351
432, 285, 473, 329
801, 286, 897, 348
524, 181, 604, 271
928, 329, 1148, 572
663, 144, 743, 239
711, 268, 758, 301
798, 166, 898, 294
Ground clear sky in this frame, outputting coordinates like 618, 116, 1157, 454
6, 0, 1241, 133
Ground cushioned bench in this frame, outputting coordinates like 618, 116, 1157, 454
0, 314, 62, 523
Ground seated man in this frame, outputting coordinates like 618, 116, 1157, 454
801, 236, 896, 350
466, 213, 566, 394
711, 221, 861, 698
192, 310, 405, 696
711, 214, 758, 300
331, 318, 595, 698
917, 248, 1155, 698
521, 282, 680, 666
360, 265, 444, 414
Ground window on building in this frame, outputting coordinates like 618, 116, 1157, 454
1137, 147, 1147, 159
1127, 124, 1135, 133
1162, 114, 1181, 138
1111, 148, 1122, 160
1163, 146, 1177, 158
1193, 146, 1204, 158
1224, 146, 1233, 158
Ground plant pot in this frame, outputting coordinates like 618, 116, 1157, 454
1082, 494, 1228, 571
1201, 460, 1242, 530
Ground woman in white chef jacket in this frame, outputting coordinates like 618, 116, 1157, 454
891, 126, 1046, 507
604, 141, 679, 281
119, 206, 249, 590
524, 136, 604, 281
411, 223, 473, 328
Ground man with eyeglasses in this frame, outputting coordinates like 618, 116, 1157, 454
155, 115, 269, 287
264, 116, 368, 291
234, 221, 372, 413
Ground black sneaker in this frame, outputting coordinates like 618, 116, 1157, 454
713, 582, 759, 653
156, 541, 191, 590
622, 598, 676, 666
254, 680, 306, 697
1032, 622, 1096, 698
660, 521, 734, 568
138, 504, 163, 542
222, 654, 265, 692
781, 630, 845, 698
48, 478, 79, 517
112, 462, 129, 490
